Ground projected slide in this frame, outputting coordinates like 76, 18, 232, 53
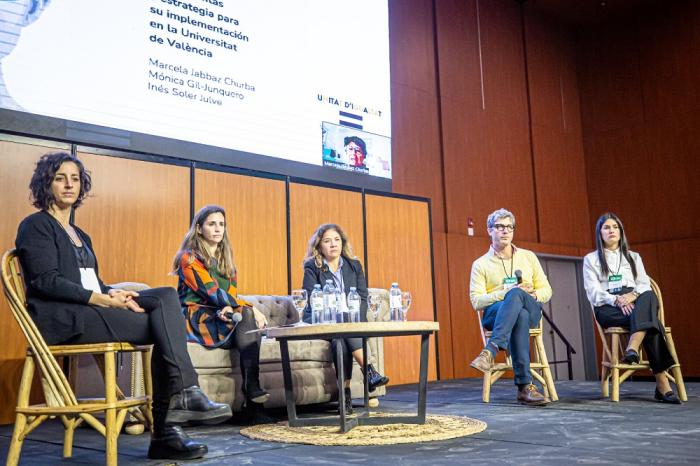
0, 0, 392, 179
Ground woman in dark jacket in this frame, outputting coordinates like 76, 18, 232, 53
301, 223, 388, 413
15, 152, 231, 460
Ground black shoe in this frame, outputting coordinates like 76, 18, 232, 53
147, 425, 208, 460
245, 383, 270, 404
654, 388, 681, 404
165, 386, 232, 425
242, 401, 277, 425
366, 364, 389, 392
621, 349, 639, 364
341, 387, 353, 415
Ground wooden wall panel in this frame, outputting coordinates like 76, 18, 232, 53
0, 139, 70, 424
194, 169, 287, 295
389, 0, 438, 93
437, 0, 537, 240
365, 195, 437, 384
75, 152, 189, 288
445, 234, 489, 379
390, 85, 444, 232
655, 239, 700, 376
288, 184, 364, 292
441, 102, 537, 240
431, 232, 453, 379
636, 1, 700, 122
525, 9, 591, 248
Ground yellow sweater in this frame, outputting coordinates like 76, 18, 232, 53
469, 244, 552, 310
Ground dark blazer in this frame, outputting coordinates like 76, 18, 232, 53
15, 211, 110, 345
302, 256, 368, 323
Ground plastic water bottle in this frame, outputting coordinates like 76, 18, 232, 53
389, 282, 402, 321
310, 284, 323, 324
322, 280, 336, 324
347, 287, 361, 323
335, 288, 349, 323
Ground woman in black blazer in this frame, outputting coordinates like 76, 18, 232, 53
14, 152, 230, 460
301, 223, 388, 413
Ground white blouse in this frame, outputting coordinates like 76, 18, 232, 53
582, 249, 652, 307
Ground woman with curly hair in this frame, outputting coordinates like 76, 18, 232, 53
14, 152, 231, 460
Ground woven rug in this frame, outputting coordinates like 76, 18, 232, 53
240, 412, 487, 446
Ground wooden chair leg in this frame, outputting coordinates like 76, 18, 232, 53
61, 416, 76, 458
610, 333, 620, 402
664, 332, 687, 402
534, 334, 558, 401
600, 364, 609, 398
482, 372, 491, 403
104, 352, 119, 466
7, 356, 36, 466
142, 348, 154, 431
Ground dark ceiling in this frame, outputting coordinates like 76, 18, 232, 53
525, 0, 659, 25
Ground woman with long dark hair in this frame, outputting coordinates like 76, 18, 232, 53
173, 205, 270, 413
302, 223, 388, 414
15, 152, 231, 461
583, 212, 680, 403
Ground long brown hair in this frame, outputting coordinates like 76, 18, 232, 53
172, 205, 236, 277
303, 223, 357, 268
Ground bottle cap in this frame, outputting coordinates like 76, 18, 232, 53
350, 287, 356, 291
392, 282, 398, 287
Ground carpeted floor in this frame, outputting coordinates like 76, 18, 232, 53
1, 378, 697, 465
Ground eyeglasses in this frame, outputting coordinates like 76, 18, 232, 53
492, 224, 515, 232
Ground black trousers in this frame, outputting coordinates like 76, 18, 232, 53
67, 287, 198, 411
331, 337, 363, 380
594, 290, 675, 374
218, 306, 263, 386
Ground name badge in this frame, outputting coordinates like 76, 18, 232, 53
80, 267, 102, 294
503, 277, 518, 291
608, 274, 623, 293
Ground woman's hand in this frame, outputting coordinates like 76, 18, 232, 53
614, 294, 635, 315
252, 307, 267, 329
217, 305, 235, 322
90, 291, 145, 312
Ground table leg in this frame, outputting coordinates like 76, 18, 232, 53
417, 333, 429, 423
335, 339, 350, 432
279, 339, 299, 426
362, 337, 369, 411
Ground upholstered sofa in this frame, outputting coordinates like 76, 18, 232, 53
186, 289, 388, 411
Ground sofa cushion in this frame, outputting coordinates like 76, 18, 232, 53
240, 294, 296, 328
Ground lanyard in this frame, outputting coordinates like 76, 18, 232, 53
499, 253, 514, 278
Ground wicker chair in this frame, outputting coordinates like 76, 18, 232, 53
1, 249, 153, 466
594, 277, 687, 402
475, 310, 558, 403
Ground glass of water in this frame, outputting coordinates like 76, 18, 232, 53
400, 291, 412, 321
291, 289, 308, 323
368, 293, 381, 321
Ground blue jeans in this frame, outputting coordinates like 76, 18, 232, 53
481, 288, 542, 385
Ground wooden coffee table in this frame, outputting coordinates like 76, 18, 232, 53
266, 321, 440, 433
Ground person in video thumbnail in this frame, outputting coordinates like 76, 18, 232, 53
0, 0, 51, 110
344, 136, 367, 169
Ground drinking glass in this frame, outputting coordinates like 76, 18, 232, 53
291, 289, 308, 323
400, 291, 412, 321
368, 293, 381, 321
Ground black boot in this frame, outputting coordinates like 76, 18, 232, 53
148, 410, 208, 460
341, 387, 353, 415
243, 362, 270, 404
365, 364, 389, 392
165, 385, 232, 425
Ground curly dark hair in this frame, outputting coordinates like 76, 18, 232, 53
29, 152, 92, 210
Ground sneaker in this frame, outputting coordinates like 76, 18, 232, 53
470, 349, 494, 373
516, 384, 550, 406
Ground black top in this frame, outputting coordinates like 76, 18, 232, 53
15, 211, 110, 344
301, 256, 369, 323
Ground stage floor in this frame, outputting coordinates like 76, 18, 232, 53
1, 379, 697, 465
